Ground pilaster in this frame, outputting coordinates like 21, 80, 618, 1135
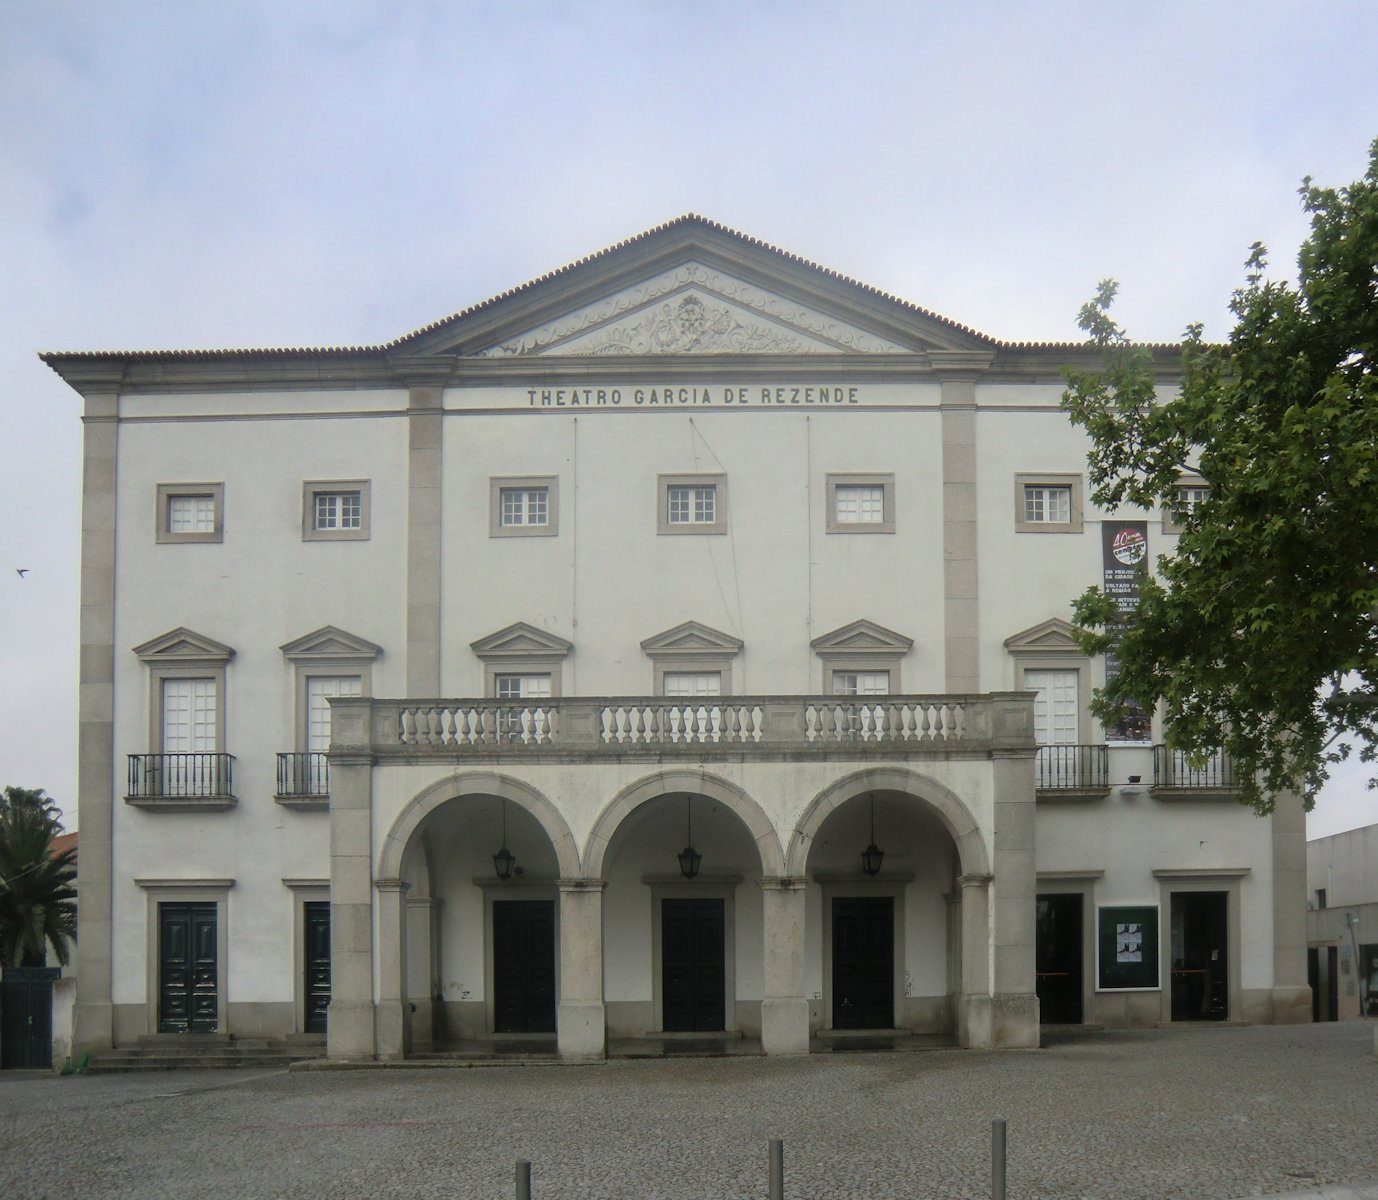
759, 877, 810, 1054
1269, 788, 1312, 1023
957, 872, 992, 1047
327, 752, 376, 1060
374, 878, 412, 1059
406, 385, 443, 695
940, 377, 980, 693
556, 879, 607, 1061
74, 388, 119, 1053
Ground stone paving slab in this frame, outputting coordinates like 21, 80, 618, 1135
0, 1021, 1375, 1199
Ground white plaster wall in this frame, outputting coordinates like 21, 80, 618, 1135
109, 393, 408, 1008
1308, 823, 1378, 908
439, 395, 947, 697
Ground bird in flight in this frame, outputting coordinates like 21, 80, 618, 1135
15, 568, 28, 578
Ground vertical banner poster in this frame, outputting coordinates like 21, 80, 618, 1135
1101, 521, 1152, 744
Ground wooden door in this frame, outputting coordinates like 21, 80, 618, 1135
159, 903, 218, 1033
832, 897, 894, 1030
492, 900, 556, 1033
303, 901, 331, 1034
661, 899, 726, 1032
0, 968, 60, 1069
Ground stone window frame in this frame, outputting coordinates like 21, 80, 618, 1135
471, 622, 573, 698
156, 482, 224, 545
280, 626, 383, 754
814, 874, 912, 1031
302, 480, 371, 542
1151, 868, 1249, 1023
810, 620, 914, 694
135, 877, 234, 1035
1004, 619, 1094, 745
489, 475, 559, 538
826, 472, 896, 535
1162, 472, 1209, 536
1014, 472, 1084, 534
133, 628, 236, 755
641, 621, 744, 696
658, 473, 728, 536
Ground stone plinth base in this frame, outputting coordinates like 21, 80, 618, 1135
992, 992, 1040, 1047
557, 1001, 606, 1061
327, 1000, 378, 1060
760, 998, 810, 1055
1269, 985, 1313, 1025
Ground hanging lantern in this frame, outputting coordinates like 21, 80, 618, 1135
493, 798, 516, 880
861, 793, 884, 877
678, 794, 702, 879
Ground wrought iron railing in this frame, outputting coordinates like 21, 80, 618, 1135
1152, 746, 1236, 789
276, 752, 330, 798
1035, 744, 1109, 790
127, 753, 235, 799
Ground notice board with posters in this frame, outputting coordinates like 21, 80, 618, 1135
1096, 905, 1160, 991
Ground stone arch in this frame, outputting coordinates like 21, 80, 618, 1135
379, 771, 580, 879
786, 766, 989, 878
583, 768, 785, 879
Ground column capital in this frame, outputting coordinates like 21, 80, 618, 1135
758, 876, 808, 892
374, 877, 412, 894
959, 872, 994, 890
558, 878, 608, 893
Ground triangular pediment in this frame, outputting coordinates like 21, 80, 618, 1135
391, 216, 996, 360
811, 619, 914, 658
1004, 618, 1084, 656
133, 627, 235, 663
470, 622, 573, 660
280, 626, 382, 662
640, 621, 744, 658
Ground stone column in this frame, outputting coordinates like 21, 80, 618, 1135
1270, 788, 1312, 1023
759, 877, 810, 1054
74, 385, 120, 1053
957, 872, 993, 1047
990, 748, 1040, 1047
557, 879, 606, 1061
326, 746, 376, 1060
374, 879, 412, 1059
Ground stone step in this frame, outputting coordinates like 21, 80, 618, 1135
84, 1040, 325, 1074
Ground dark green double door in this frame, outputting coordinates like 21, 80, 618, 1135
1, 967, 61, 1069
832, 897, 894, 1030
159, 903, 218, 1033
493, 900, 556, 1033
662, 899, 725, 1032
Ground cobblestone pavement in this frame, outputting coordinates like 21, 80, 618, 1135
1, 1022, 1375, 1200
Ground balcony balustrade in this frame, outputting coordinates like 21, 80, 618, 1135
327, 693, 1035, 761
1035, 744, 1109, 793
126, 753, 236, 809
276, 752, 330, 807
1152, 746, 1237, 791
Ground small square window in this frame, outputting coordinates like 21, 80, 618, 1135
303, 481, 370, 542
832, 670, 891, 696
658, 474, 727, 535
1014, 473, 1083, 533
662, 671, 723, 697
1163, 476, 1209, 535
156, 483, 224, 544
826, 473, 895, 534
490, 476, 559, 537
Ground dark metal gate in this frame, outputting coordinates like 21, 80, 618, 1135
1, 967, 61, 1070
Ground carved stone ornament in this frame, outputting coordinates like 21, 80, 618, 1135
479, 263, 911, 357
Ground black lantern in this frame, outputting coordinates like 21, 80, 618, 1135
493, 799, 516, 881
860, 794, 884, 877
678, 795, 702, 879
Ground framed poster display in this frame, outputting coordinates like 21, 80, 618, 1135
1096, 905, 1159, 990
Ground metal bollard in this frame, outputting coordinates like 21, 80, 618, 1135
992, 1119, 1006, 1200
515, 1158, 531, 1200
768, 1137, 784, 1200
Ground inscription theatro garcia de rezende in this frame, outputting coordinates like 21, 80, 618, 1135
527, 386, 862, 407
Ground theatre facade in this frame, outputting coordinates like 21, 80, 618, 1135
46, 216, 1310, 1062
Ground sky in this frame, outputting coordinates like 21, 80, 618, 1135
2, 1, 1376, 837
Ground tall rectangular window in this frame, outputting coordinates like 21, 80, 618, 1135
307, 677, 363, 753
162, 678, 217, 752
1024, 669, 1079, 745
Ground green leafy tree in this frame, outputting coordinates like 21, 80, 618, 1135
1062, 140, 1378, 813
0, 787, 77, 967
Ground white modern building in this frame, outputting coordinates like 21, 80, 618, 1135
45, 216, 1310, 1062
1307, 823, 1378, 1022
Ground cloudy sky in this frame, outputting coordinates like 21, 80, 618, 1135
3, 1, 1376, 835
